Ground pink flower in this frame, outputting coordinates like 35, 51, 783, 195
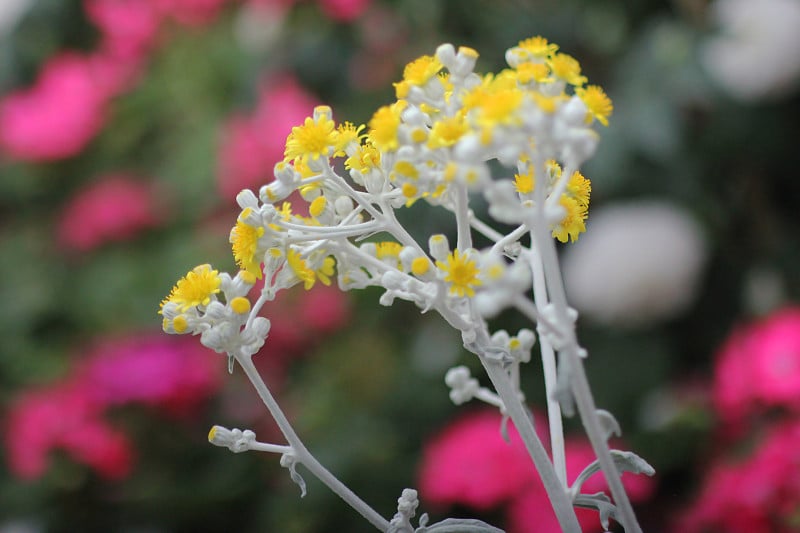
750, 308, 800, 406
676, 420, 800, 533
318, 0, 370, 21
77, 334, 222, 413
0, 53, 109, 161
5, 382, 134, 480
418, 409, 537, 510
57, 174, 161, 252
84, 0, 161, 60
713, 306, 800, 423
296, 284, 352, 333
217, 75, 319, 198
418, 409, 654, 531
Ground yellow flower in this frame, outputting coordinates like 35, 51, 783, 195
567, 171, 591, 207
477, 87, 524, 129
515, 62, 551, 84
514, 169, 535, 194
411, 257, 431, 276
286, 248, 317, 290
576, 85, 613, 126
428, 114, 469, 149
367, 101, 406, 152
315, 256, 336, 286
547, 53, 587, 86
392, 161, 419, 181
436, 249, 482, 298
402, 55, 443, 86
345, 142, 381, 173
284, 106, 338, 162
376, 241, 403, 261
334, 122, 365, 155
309, 196, 327, 218
161, 264, 222, 312
517, 36, 559, 58
551, 196, 587, 243
230, 210, 265, 279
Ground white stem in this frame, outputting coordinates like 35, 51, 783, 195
469, 215, 504, 243
235, 353, 390, 532
527, 240, 567, 487
477, 351, 581, 533
532, 209, 643, 533
454, 183, 472, 250
249, 442, 294, 454
490, 223, 528, 256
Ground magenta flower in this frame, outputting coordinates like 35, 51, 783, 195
676, 420, 800, 533
418, 409, 654, 531
418, 409, 538, 510
77, 334, 222, 413
750, 308, 800, 407
296, 284, 352, 334
5, 382, 134, 480
713, 306, 800, 423
57, 174, 161, 252
84, 0, 161, 60
217, 75, 319, 199
0, 53, 109, 161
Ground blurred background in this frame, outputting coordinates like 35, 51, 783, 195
1, 0, 800, 532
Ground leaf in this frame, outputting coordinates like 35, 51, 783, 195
574, 492, 616, 530
569, 450, 655, 499
416, 518, 505, 533
596, 409, 622, 440
280, 454, 307, 498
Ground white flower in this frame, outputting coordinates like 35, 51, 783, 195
701, 0, 800, 101
561, 201, 707, 328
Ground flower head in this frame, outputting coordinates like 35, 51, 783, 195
161, 264, 222, 312
284, 106, 338, 162
576, 85, 613, 126
367, 101, 405, 152
436, 249, 482, 298
230, 211, 265, 278
547, 53, 587, 86
287, 249, 317, 290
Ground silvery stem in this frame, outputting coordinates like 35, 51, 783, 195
236, 353, 390, 532
477, 349, 581, 533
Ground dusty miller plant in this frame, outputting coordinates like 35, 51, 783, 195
159, 36, 654, 532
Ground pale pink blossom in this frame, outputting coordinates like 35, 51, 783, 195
5, 383, 134, 480
57, 174, 161, 252
217, 75, 319, 198
0, 53, 109, 161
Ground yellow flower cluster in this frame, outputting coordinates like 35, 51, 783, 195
161, 35, 613, 335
